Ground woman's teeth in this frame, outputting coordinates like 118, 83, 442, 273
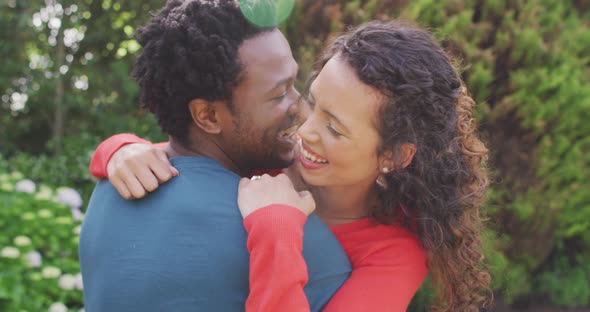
299, 141, 328, 164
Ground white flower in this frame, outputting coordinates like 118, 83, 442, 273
1, 246, 20, 258
35, 184, 54, 200
57, 187, 83, 210
58, 273, 76, 290
22, 212, 35, 220
49, 302, 68, 312
56, 216, 73, 224
10, 171, 24, 180
24, 251, 42, 267
15, 179, 36, 193
42, 266, 62, 279
38, 209, 53, 218
14, 235, 32, 246
72, 225, 82, 235
71, 207, 84, 222
0, 182, 14, 191
74, 272, 84, 290
30, 272, 42, 281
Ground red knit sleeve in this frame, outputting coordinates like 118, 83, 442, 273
243, 204, 311, 312
322, 237, 427, 312
89, 133, 151, 179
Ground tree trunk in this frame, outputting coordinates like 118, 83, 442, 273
53, 26, 65, 155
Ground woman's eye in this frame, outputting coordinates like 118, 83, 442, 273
327, 123, 343, 137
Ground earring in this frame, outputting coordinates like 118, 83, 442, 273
376, 175, 388, 189
382, 167, 390, 174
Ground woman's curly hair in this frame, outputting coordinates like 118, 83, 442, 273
132, 0, 274, 141
310, 21, 492, 311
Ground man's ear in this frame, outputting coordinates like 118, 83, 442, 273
188, 99, 223, 134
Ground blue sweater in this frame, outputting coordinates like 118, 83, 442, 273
79, 157, 351, 311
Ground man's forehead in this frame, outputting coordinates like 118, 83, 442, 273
238, 29, 297, 74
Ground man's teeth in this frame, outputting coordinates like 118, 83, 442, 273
280, 124, 298, 138
300, 143, 328, 164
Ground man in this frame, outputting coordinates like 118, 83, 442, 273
79, 1, 350, 311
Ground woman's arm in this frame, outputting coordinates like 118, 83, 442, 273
243, 220, 426, 312
239, 174, 427, 311
244, 205, 311, 312
89, 133, 176, 199
238, 174, 315, 312
89, 133, 152, 178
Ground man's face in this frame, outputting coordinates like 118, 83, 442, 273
222, 29, 301, 170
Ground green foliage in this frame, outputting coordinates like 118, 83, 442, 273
0, 0, 166, 157
405, 0, 590, 307
0, 171, 84, 311
537, 252, 590, 307
2, 0, 589, 309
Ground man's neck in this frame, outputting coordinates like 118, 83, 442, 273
311, 180, 379, 227
165, 136, 249, 177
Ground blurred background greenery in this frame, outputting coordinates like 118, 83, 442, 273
1, 0, 589, 311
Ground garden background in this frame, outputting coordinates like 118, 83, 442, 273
1, 0, 589, 311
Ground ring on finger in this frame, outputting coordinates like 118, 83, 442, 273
250, 175, 262, 181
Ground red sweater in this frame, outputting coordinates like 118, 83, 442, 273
90, 134, 428, 311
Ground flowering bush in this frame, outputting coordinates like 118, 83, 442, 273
0, 171, 84, 311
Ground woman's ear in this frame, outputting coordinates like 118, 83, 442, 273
379, 143, 416, 172
397, 143, 416, 169
378, 150, 395, 174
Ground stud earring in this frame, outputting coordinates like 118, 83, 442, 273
382, 167, 390, 174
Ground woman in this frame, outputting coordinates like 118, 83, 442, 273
90, 21, 491, 311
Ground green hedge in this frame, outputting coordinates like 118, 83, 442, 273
1, 0, 589, 309
0, 171, 84, 311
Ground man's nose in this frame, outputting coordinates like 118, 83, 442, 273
287, 88, 303, 119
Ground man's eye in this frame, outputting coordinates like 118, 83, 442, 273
272, 93, 287, 101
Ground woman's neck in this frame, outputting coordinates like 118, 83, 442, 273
310, 181, 378, 227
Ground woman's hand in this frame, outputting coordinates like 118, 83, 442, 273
238, 174, 315, 218
107, 143, 178, 199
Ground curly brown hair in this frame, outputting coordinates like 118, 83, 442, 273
309, 21, 492, 311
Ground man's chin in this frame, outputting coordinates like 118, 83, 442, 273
271, 140, 297, 168
278, 150, 296, 167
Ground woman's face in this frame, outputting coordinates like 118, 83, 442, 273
295, 56, 385, 188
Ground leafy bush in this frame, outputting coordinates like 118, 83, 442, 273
1, 0, 589, 309
0, 171, 84, 311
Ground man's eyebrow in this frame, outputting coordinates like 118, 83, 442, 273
265, 64, 299, 97
309, 90, 350, 133
265, 77, 294, 96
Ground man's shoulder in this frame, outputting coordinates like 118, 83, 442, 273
87, 156, 240, 212
170, 156, 240, 181
164, 157, 241, 200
